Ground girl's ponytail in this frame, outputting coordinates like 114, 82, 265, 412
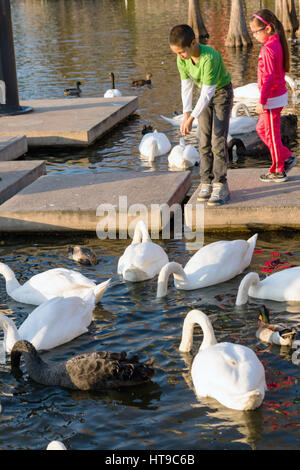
275, 18, 290, 72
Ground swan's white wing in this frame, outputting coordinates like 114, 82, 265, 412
25, 268, 96, 296
252, 266, 300, 301
229, 117, 257, 135
160, 114, 198, 128
118, 242, 168, 278
233, 83, 260, 99
18, 296, 95, 350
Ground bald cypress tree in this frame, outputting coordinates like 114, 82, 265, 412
225, 0, 252, 47
188, 0, 209, 44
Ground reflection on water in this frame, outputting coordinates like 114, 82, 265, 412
0, 0, 299, 450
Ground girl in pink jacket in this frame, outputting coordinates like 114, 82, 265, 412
250, 9, 297, 183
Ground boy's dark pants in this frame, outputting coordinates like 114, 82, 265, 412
197, 82, 233, 184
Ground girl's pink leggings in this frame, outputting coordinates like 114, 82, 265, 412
256, 107, 292, 173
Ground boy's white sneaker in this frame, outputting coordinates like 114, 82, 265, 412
207, 182, 230, 206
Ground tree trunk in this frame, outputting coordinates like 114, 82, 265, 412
275, 0, 299, 33
188, 0, 209, 44
225, 0, 252, 47
296, 0, 300, 36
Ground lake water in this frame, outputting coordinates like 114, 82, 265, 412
0, 0, 299, 451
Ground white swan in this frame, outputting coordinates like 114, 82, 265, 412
168, 137, 200, 169
234, 75, 297, 101
179, 310, 267, 410
235, 267, 300, 306
0, 291, 96, 353
0, 262, 110, 305
104, 72, 122, 98
47, 441, 67, 450
160, 113, 198, 128
139, 129, 171, 161
118, 221, 169, 282
229, 103, 257, 135
157, 234, 257, 297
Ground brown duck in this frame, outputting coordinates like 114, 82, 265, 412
68, 246, 98, 266
131, 73, 152, 87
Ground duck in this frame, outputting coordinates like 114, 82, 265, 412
229, 103, 257, 135
160, 113, 198, 128
179, 310, 267, 410
234, 75, 297, 101
11, 339, 155, 391
68, 246, 98, 266
168, 137, 200, 169
46, 441, 67, 450
0, 291, 96, 353
156, 234, 257, 297
0, 262, 110, 305
118, 220, 169, 282
131, 73, 152, 87
64, 81, 82, 97
104, 72, 122, 98
139, 129, 171, 161
256, 305, 296, 346
235, 266, 300, 306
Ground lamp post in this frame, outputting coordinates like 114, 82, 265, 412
0, 0, 32, 115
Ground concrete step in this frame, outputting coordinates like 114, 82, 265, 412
0, 160, 46, 206
0, 170, 191, 233
185, 167, 300, 232
0, 135, 28, 161
0, 96, 138, 147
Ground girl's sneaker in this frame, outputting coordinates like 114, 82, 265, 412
284, 156, 298, 173
259, 171, 288, 183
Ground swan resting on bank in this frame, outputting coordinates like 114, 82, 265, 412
11, 339, 155, 391
233, 74, 297, 101
118, 220, 169, 282
179, 310, 267, 410
0, 262, 110, 305
156, 234, 258, 297
235, 266, 300, 305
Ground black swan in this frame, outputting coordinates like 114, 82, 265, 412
11, 340, 155, 391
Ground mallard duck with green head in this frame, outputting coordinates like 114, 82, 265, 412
256, 305, 296, 346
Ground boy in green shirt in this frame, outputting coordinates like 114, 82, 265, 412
169, 24, 233, 205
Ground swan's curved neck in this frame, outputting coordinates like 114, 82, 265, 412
235, 272, 260, 306
0, 264, 21, 295
0, 316, 20, 353
232, 102, 251, 118
179, 310, 217, 352
132, 221, 151, 244
156, 262, 186, 298
111, 73, 115, 89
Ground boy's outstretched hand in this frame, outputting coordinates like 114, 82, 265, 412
180, 113, 195, 136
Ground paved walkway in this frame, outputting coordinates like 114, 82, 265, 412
185, 167, 300, 232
